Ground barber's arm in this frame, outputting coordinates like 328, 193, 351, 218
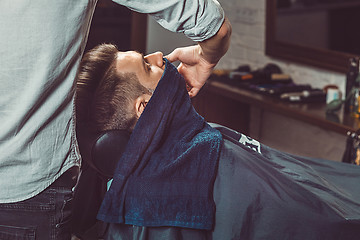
112, 0, 230, 96
166, 18, 232, 97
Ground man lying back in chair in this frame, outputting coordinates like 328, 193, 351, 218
76, 43, 360, 240
76, 43, 164, 133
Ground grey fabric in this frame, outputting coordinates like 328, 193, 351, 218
0, 0, 92, 203
112, 0, 224, 41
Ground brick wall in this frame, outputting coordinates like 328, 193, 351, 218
216, 0, 346, 94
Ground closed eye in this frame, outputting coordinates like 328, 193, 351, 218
146, 62, 151, 71
144, 59, 151, 72
140, 52, 151, 74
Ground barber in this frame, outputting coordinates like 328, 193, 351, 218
0, 0, 231, 239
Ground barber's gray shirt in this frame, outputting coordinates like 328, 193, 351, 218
0, 0, 224, 203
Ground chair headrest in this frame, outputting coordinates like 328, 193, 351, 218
92, 130, 130, 178
77, 124, 130, 179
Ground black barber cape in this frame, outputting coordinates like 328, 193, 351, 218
97, 59, 222, 230
210, 124, 360, 240
106, 124, 360, 240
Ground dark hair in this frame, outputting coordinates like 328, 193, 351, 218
76, 43, 149, 132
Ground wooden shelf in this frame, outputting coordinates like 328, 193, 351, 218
199, 79, 360, 135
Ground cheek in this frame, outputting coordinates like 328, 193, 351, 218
152, 72, 163, 87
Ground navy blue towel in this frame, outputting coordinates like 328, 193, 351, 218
97, 59, 222, 230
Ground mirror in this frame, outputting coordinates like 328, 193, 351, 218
266, 0, 360, 73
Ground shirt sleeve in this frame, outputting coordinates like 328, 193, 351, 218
112, 0, 225, 42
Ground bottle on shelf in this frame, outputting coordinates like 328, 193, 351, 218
349, 73, 360, 118
345, 58, 359, 114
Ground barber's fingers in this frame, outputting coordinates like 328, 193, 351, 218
165, 46, 199, 64
177, 62, 202, 98
184, 82, 198, 98
188, 87, 200, 98
166, 45, 212, 98
184, 82, 200, 98
165, 48, 180, 62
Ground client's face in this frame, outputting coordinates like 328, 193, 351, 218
115, 51, 165, 91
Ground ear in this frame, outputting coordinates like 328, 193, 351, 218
135, 94, 152, 118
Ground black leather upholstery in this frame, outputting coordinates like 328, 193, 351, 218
92, 130, 130, 178
77, 123, 130, 179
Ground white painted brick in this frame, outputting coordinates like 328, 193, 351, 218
219, 0, 346, 90
246, 24, 265, 38
247, 49, 267, 65
242, 35, 264, 51
234, 0, 265, 10
224, 44, 247, 62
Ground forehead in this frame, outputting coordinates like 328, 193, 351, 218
115, 51, 143, 73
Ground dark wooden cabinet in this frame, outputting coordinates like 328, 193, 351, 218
191, 79, 355, 162
192, 83, 250, 135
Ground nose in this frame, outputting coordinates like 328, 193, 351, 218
144, 52, 164, 68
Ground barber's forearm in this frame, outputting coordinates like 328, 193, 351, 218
198, 17, 232, 65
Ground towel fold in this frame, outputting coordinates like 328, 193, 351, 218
97, 59, 222, 230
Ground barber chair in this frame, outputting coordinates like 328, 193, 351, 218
76, 124, 130, 178
71, 123, 130, 237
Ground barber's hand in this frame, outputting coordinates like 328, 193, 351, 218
166, 45, 215, 97
166, 18, 231, 97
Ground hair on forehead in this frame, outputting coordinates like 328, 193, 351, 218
76, 43, 119, 121
76, 43, 150, 132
